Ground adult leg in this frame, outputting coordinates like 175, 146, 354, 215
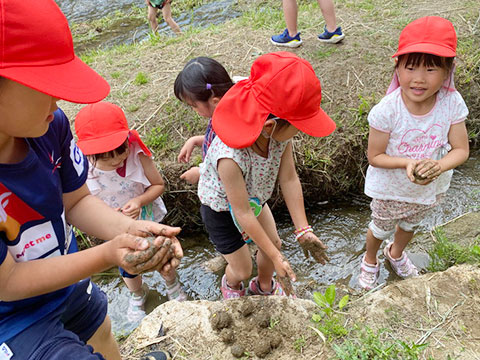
317, 0, 337, 32
145, 0, 159, 32
282, 0, 298, 37
161, 3, 181, 34
87, 315, 121, 360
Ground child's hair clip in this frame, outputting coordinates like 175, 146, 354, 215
206, 83, 212, 90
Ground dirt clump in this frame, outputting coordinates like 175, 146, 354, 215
210, 310, 232, 331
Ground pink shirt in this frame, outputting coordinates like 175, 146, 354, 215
365, 88, 468, 205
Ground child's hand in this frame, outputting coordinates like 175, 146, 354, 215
297, 232, 329, 264
178, 138, 198, 163
110, 234, 174, 275
272, 253, 296, 296
412, 159, 442, 185
180, 167, 200, 184
406, 159, 419, 182
121, 198, 142, 219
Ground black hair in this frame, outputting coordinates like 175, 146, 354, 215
267, 114, 291, 131
174, 57, 234, 104
396, 53, 454, 73
88, 139, 129, 167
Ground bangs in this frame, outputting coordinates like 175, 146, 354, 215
398, 53, 454, 70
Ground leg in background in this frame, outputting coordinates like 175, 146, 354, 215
161, 3, 182, 34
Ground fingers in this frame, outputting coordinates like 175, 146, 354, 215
126, 237, 173, 274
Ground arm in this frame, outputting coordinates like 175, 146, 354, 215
178, 135, 204, 163
278, 143, 328, 264
217, 158, 295, 279
121, 154, 165, 218
368, 127, 417, 181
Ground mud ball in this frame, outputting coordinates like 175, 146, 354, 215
254, 339, 271, 358
256, 312, 270, 328
270, 334, 282, 349
240, 300, 255, 317
210, 310, 232, 331
231, 344, 245, 358
219, 328, 235, 344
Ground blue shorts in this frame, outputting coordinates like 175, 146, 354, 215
200, 204, 245, 255
5, 279, 108, 360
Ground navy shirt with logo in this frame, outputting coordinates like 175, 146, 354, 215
0, 109, 88, 342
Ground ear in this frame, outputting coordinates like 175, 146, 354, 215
209, 96, 221, 107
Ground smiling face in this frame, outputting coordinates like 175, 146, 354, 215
0, 79, 59, 139
396, 54, 451, 115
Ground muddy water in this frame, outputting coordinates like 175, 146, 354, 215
57, 0, 241, 52
94, 151, 480, 334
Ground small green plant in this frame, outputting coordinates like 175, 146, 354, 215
111, 71, 122, 79
268, 318, 280, 329
311, 284, 349, 342
144, 127, 169, 150
333, 327, 428, 360
427, 227, 480, 272
127, 104, 140, 112
134, 72, 149, 85
293, 336, 307, 353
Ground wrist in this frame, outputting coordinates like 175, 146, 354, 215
294, 225, 313, 241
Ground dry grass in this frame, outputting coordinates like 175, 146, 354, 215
61, 0, 480, 230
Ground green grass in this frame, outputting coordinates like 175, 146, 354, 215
134, 72, 149, 85
427, 228, 480, 272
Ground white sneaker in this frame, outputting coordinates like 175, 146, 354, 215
358, 254, 380, 290
383, 242, 419, 278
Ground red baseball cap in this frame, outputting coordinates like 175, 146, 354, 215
212, 52, 336, 148
392, 16, 457, 58
75, 102, 151, 156
0, 0, 109, 103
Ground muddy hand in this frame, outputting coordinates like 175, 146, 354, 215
277, 275, 295, 297
298, 232, 329, 265
273, 253, 296, 296
123, 236, 173, 274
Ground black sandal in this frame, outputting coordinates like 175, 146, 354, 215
141, 350, 172, 360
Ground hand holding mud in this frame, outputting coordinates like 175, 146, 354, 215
273, 253, 296, 296
409, 159, 442, 185
297, 232, 329, 265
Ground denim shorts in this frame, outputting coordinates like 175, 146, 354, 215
200, 204, 245, 255
5, 279, 107, 360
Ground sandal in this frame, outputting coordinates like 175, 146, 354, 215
141, 351, 172, 360
248, 276, 285, 296
166, 278, 187, 302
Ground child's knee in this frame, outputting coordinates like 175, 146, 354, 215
369, 220, 394, 241
398, 221, 420, 233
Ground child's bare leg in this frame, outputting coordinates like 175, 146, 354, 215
161, 264, 177, 285
223, 244, 252, 289
317, 0, 337, 32
365, 229, 382, 264
282, 0, 298, 37
256, 204, 282, 292
390, 226, 414, 259
123, 275, 144, 296
162, 3, 182, 34
145, 1, 159, 32
87, 315, 121, 360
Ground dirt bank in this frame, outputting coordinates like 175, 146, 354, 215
61, 0, 480, 229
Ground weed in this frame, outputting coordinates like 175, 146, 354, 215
127, 105, 140, 112
293, 336, 307, 353
427, 227, 480, 272
144, 127, 169, 150
268, 318, 280, 329
111, 71, 122, 79
134, 72, 149, 85
333, 327, 427, 360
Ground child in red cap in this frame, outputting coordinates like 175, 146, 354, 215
358, 16, 469, 290
198, 52, 336, 299
75, 102, 187, 323
0, 1, 181, 359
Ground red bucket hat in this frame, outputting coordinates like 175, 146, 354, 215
75, 102, 151, 156
392, 16, 457, 58
0, 0, 109, 104
212, 52, 336, 148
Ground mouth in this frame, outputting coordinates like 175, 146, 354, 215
410, 87, 427, 95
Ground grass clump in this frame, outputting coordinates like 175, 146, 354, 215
333, 327, 428, 360
427, 227, 480, 272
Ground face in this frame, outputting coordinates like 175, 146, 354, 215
397, 59, 448, 113
93, 148, 129, 171
187, 96, 219, 118
264, 118, 300, 142
0, 79, 59, 139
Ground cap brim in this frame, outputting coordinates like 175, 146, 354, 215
291, 107, 336, 138
77, 130, 129, 155
0, 55, 110, 104
392, 43, 456, 58
212, 81, 270, 149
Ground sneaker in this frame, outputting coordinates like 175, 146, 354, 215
248, 276, 285, 296
141, 350, 172, 360
220, 275, 246, 299
383, 242, 419, 278
166, 278, 188, 302
271, 29, 303, 48
127, 283, 148, 322
317, 26, 345, 43
358, 254, 380, 290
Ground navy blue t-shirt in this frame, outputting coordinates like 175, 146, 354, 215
0, 109, 88, 342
